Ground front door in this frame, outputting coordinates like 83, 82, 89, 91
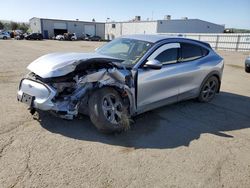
136, 43, 181, 113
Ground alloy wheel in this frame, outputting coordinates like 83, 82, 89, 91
102, 94, 123, 124
201, 79, 217, 101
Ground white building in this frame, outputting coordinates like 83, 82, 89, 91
29, 16, 225, 40
30, 17, 105, 39
105, 17, 225, 40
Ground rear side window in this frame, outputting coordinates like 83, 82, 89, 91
181, 43, 208, 62
201, 47, 209, 56
155, 48, 178, 65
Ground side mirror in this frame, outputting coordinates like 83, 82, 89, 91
144, 59, 162, 69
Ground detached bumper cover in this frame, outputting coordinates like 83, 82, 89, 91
17, 79, 57, 110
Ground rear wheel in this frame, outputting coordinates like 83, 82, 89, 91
3, 36, 7, 40
88, 88, 129, 133
198, 76, 219, 102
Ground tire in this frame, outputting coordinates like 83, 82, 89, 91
88, 87, 128, 133
245, 66, 250, 73
198, 76, 219, 102
3, 36, 7, 40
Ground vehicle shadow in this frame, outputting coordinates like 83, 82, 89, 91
38, 92, 250, 149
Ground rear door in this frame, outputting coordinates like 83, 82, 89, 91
177, 42, 210, 100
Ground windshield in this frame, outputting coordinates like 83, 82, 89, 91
96, 38, 153, 65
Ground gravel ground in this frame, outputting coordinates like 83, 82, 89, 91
0, 40, 250, 188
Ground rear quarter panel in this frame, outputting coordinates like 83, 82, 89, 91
178, 50, 224, 101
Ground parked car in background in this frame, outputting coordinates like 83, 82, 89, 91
25, 33, 43, 40
55, 34, 64, 40
79, 33, 87, 40
64, 33, 77, 41
55, 33, 77, 41
0, 31, 11, 40
15, 33, 26, 40
17, 35, 224, 133
85, 34, 101, 41
245, 56, 250, 73
71, 33, 77, 40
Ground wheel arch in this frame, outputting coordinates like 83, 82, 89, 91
87, 85, 132, 133
89, 85, 134, 116
200, 71, 221, 93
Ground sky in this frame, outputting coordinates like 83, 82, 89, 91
0, 0, 250, 29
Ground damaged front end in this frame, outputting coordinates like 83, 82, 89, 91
17, 55, 135, 120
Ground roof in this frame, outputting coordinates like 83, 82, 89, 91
120, 34, 211, 49
29, 17, 104, 24
30, 17, 223, 28
107, 19, 224, 27
158, 19, 224, 28
121, 34, 177, 43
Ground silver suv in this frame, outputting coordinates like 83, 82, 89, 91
17, 35, 224, 133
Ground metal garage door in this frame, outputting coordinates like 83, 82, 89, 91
84, 25, 95, 36
53, 23, 68, 36
54, 23, 67, 29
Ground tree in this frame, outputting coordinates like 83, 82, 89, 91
0, 21, 4, 30
19, 23, 29, 32
3, 22, 10, 30
10, 21, 18, 30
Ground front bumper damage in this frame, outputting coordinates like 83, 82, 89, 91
17, 68, 135, 119
17, 78, 57, 110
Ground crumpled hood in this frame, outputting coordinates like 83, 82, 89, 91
27, 52, 115, 78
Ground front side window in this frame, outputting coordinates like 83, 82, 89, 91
147, 43, 180, 65
180, 43, 203, 62
155, 48, 178, 65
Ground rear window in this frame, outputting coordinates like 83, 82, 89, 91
181, 43, 208, 62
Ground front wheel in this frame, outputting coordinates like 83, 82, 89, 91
198, 76, 219, 102
88, 88, 129, 133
